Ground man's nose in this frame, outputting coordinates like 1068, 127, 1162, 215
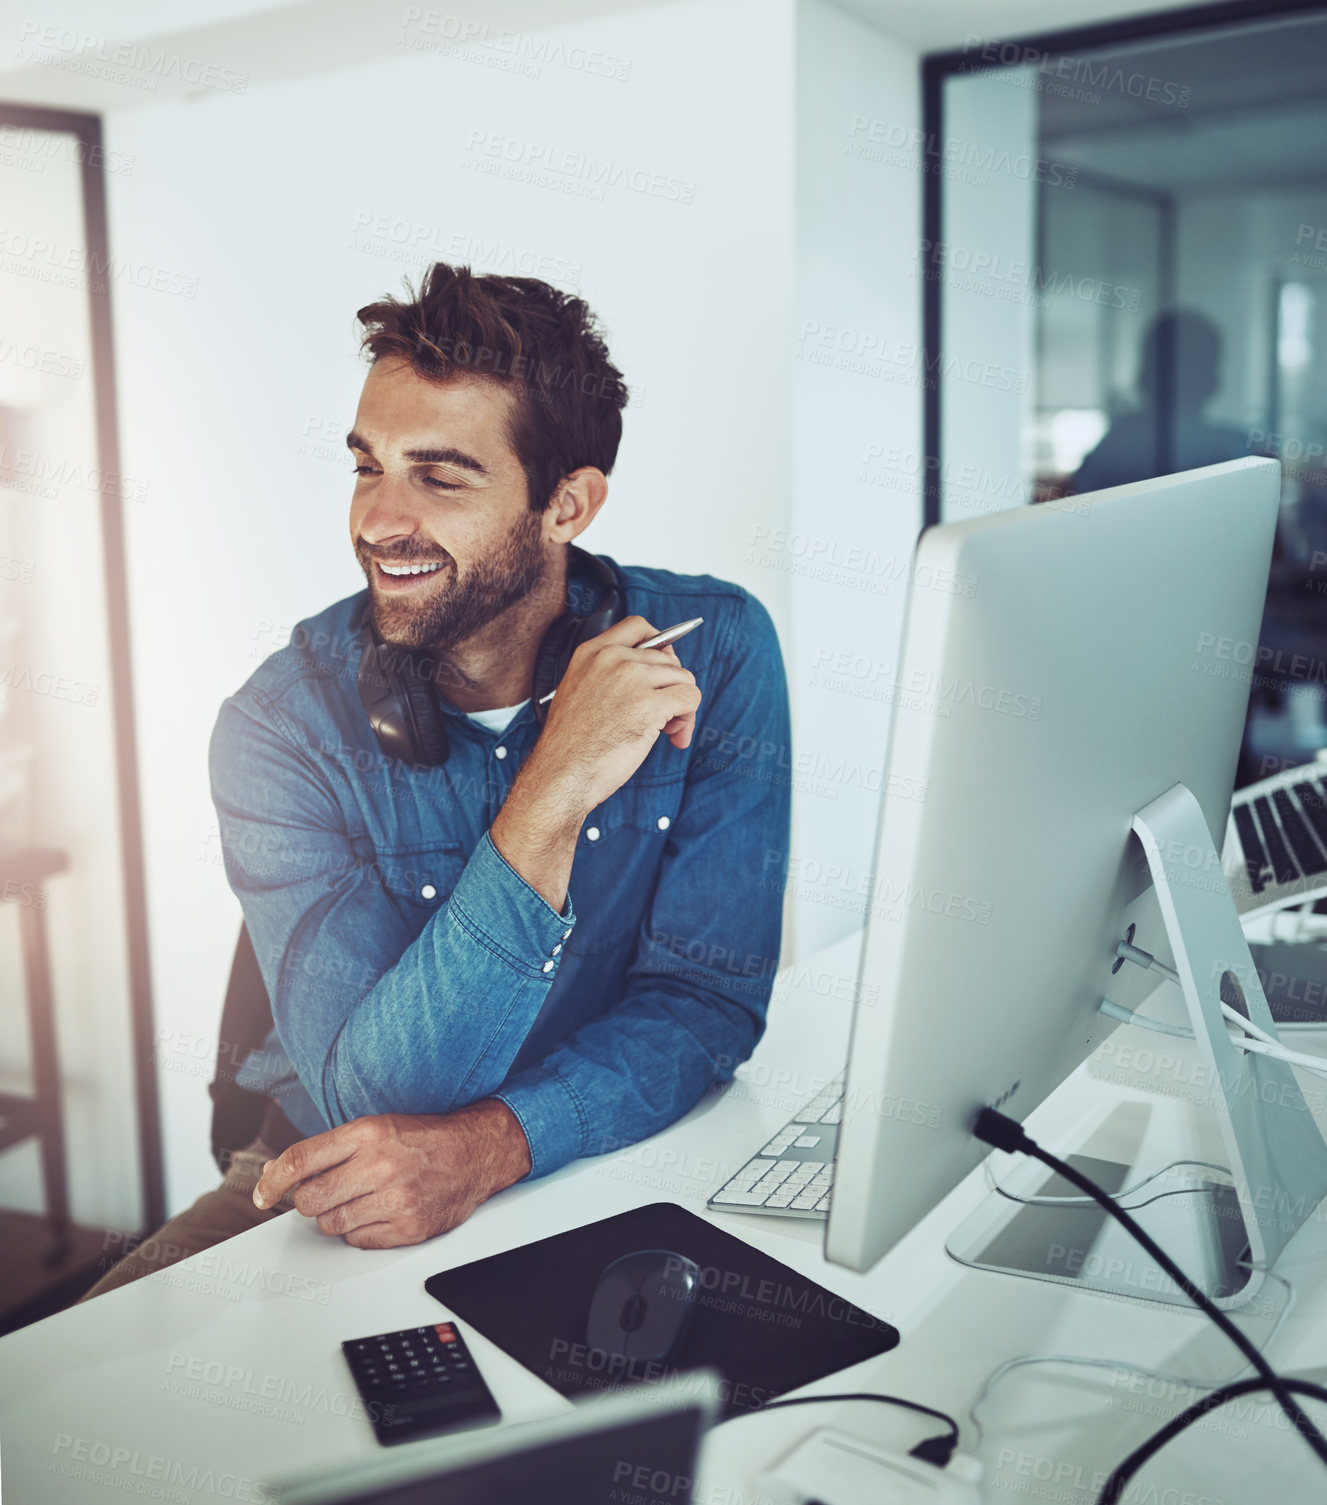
358, 481, 422, 545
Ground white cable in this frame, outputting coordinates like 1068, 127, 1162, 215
968, 1269, 1297, 1446
1099, 998, 1193, 1038
1104, 996, 1327, 1079
986, 1153, 1232, 1210
1108, 938, 1327, 1071
1234, 1033, 1327, 1079
1220, 1004, 1281, 1049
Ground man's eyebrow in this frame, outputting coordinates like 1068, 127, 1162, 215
344, 430, 489, 476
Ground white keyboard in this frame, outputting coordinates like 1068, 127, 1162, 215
707, 1074, 844, 1220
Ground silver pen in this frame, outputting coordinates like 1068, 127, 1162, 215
537, 616, 704, 705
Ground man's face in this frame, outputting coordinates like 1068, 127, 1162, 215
348, 358, 550, 651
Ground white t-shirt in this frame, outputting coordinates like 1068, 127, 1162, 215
464, 700, 530, 735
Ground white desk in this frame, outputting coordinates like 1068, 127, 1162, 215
4, 929, 1327, 1503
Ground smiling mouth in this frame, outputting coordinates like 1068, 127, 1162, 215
374, 559, 448, 587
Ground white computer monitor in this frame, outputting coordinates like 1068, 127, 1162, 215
826, 458, 1327, 1309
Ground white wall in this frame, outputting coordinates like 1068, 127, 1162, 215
101, 0, 933, 1215
787, 0, 923, 963
939, 66, 1036, 519
106, 0, 798, 1211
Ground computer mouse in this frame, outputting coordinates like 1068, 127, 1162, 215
586, 1248, 701, 1365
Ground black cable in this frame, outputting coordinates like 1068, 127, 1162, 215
1099, 1377, 1327, 1504
743, 1390, 960, 1466
972, 1108, 1327, 1480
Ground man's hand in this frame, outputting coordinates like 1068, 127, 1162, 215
526, 613, 703, 815
251, 1099, 531, 1249
490, 614, 702, 911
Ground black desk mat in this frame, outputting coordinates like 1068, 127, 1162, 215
425, 1202, 899, 1419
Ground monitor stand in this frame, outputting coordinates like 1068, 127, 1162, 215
947, 781, 1327, 1313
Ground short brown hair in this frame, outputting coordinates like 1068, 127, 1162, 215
357, 263, 630, 512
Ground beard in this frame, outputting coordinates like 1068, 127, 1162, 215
356, 509, 550, 656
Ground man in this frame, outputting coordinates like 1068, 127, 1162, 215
80, 263, 790, 1298
1070, 309, 1253, 494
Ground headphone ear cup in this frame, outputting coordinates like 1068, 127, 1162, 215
533, 614, 579, 726
399, 659, 450, 764
356, 613, 451, 765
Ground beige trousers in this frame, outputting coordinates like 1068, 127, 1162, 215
76, 1136, 290, 1303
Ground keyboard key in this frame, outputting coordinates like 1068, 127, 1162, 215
1295, 782, 1327, 856
1275, 788, 1327, 874
795, 1135, 821, 1147
791, 1191, 821, 1209
1232, 802, 1270, 894
1253, 795, 1299, 885
766, 1190, 796, 1207
713, 1189, 771, 1205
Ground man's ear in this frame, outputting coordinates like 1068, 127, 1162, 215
546, 466, 608, 542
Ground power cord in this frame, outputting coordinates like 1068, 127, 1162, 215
972, 1106, 1327, 1497
739, 1391, 960, 1468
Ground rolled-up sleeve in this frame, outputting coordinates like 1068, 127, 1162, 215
209, 689, 575, 1127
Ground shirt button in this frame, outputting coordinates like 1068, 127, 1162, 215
552, 943, 562, 955
586, 826, 600, 841
420, 884, 437, 900
542, 960, 555, 973
562, 927, 572, 940
656, 816, 670, 830
495, 746, 507, 759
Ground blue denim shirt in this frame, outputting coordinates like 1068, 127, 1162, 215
210, 555, 791, 1180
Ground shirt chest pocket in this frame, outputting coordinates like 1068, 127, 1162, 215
576, 779, 685, 849
567, 779, 686, 953
364, 841, 467, 921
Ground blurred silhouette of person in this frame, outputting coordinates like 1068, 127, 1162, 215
1072, 309, 1253, 494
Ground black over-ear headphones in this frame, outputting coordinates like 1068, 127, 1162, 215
356, 544, 626, 765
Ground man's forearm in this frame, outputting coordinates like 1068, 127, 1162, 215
489, 755, 587, 913
468, 1097, 533, 1190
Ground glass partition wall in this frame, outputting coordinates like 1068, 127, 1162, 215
0, 106, 160, 1332
925, 0, 1327, 787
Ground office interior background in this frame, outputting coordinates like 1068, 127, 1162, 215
1, 0, 1325, 1328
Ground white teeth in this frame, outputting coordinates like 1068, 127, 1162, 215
380, 561, 443, 577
